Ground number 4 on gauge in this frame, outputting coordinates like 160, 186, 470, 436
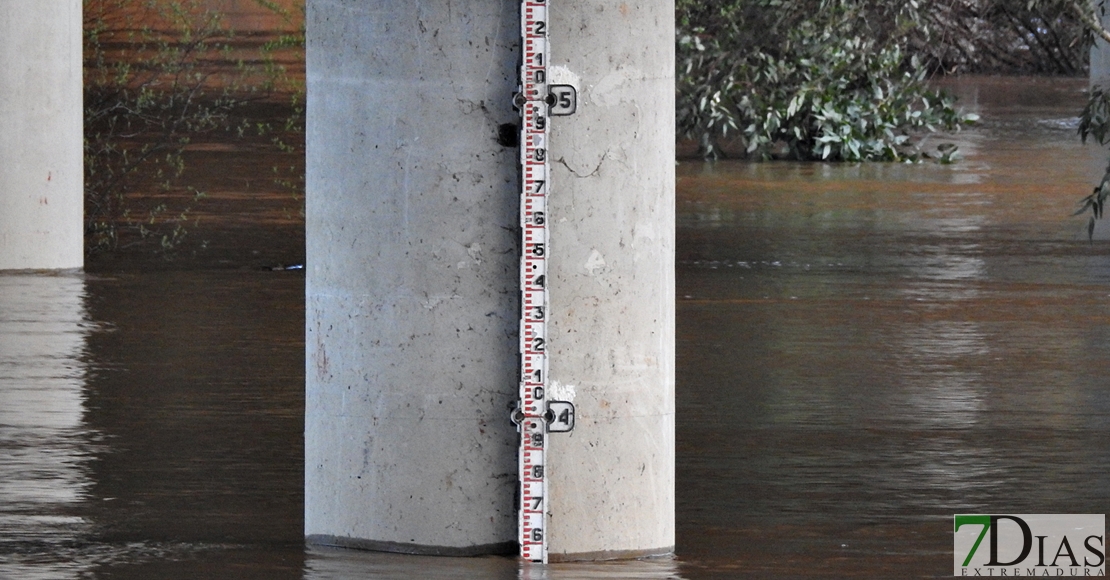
547, 401, 574, 433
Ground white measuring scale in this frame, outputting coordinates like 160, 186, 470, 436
512, 0, 576, 564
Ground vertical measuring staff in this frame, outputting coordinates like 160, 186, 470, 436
516, 0, 576, 563
518, 0, 549, 564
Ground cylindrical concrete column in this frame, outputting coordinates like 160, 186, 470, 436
545, 1, 675, 560
305, 0, 521, 555
0, 0, 84, 271
1093, 8, 1110, 89
305, 0, 674, 559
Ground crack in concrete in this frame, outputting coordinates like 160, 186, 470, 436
556, 150, 608, 178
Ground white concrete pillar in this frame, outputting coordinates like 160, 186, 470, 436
0, 0, 84, 271
305, 0, 674, 559
544, 1, 675, 561
305, 0, 521, 555
1092, 2, 1110, 89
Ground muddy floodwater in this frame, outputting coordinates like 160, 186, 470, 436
3, 76, 1110, 578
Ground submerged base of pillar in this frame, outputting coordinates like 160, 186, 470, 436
306, 534, 672, 562
305, 535, 516, 558
547, 546, 676, 563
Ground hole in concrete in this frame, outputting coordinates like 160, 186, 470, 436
497, 123, 519, 147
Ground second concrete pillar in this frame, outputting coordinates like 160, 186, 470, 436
0, 0, 83, 271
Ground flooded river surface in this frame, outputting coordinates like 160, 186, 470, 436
3, 77, 1110, 578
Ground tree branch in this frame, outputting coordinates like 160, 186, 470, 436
1071, 0, 1110, 44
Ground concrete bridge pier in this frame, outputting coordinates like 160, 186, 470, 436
1094, 8, 1110, 89
0, 0, 84, 271
1093, 2, 1110, 89
305, 0, 673, 559
544, 0, 675, 560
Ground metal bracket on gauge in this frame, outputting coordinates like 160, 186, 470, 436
512, 85, 577, 117
510, 400, 576, 434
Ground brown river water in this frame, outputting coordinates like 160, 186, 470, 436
2, 76, 1109, 578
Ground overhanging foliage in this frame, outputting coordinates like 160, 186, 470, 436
677, 0, 978, 161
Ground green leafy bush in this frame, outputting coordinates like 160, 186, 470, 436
677, 0, 978, 160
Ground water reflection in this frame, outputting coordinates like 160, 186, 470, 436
0, 273, 93, 579
676, 76, 1110, 577
895, 320, 988, 430
79, 270, 306, 579
3, 75, 1110, 578
304, 548, 684, 580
